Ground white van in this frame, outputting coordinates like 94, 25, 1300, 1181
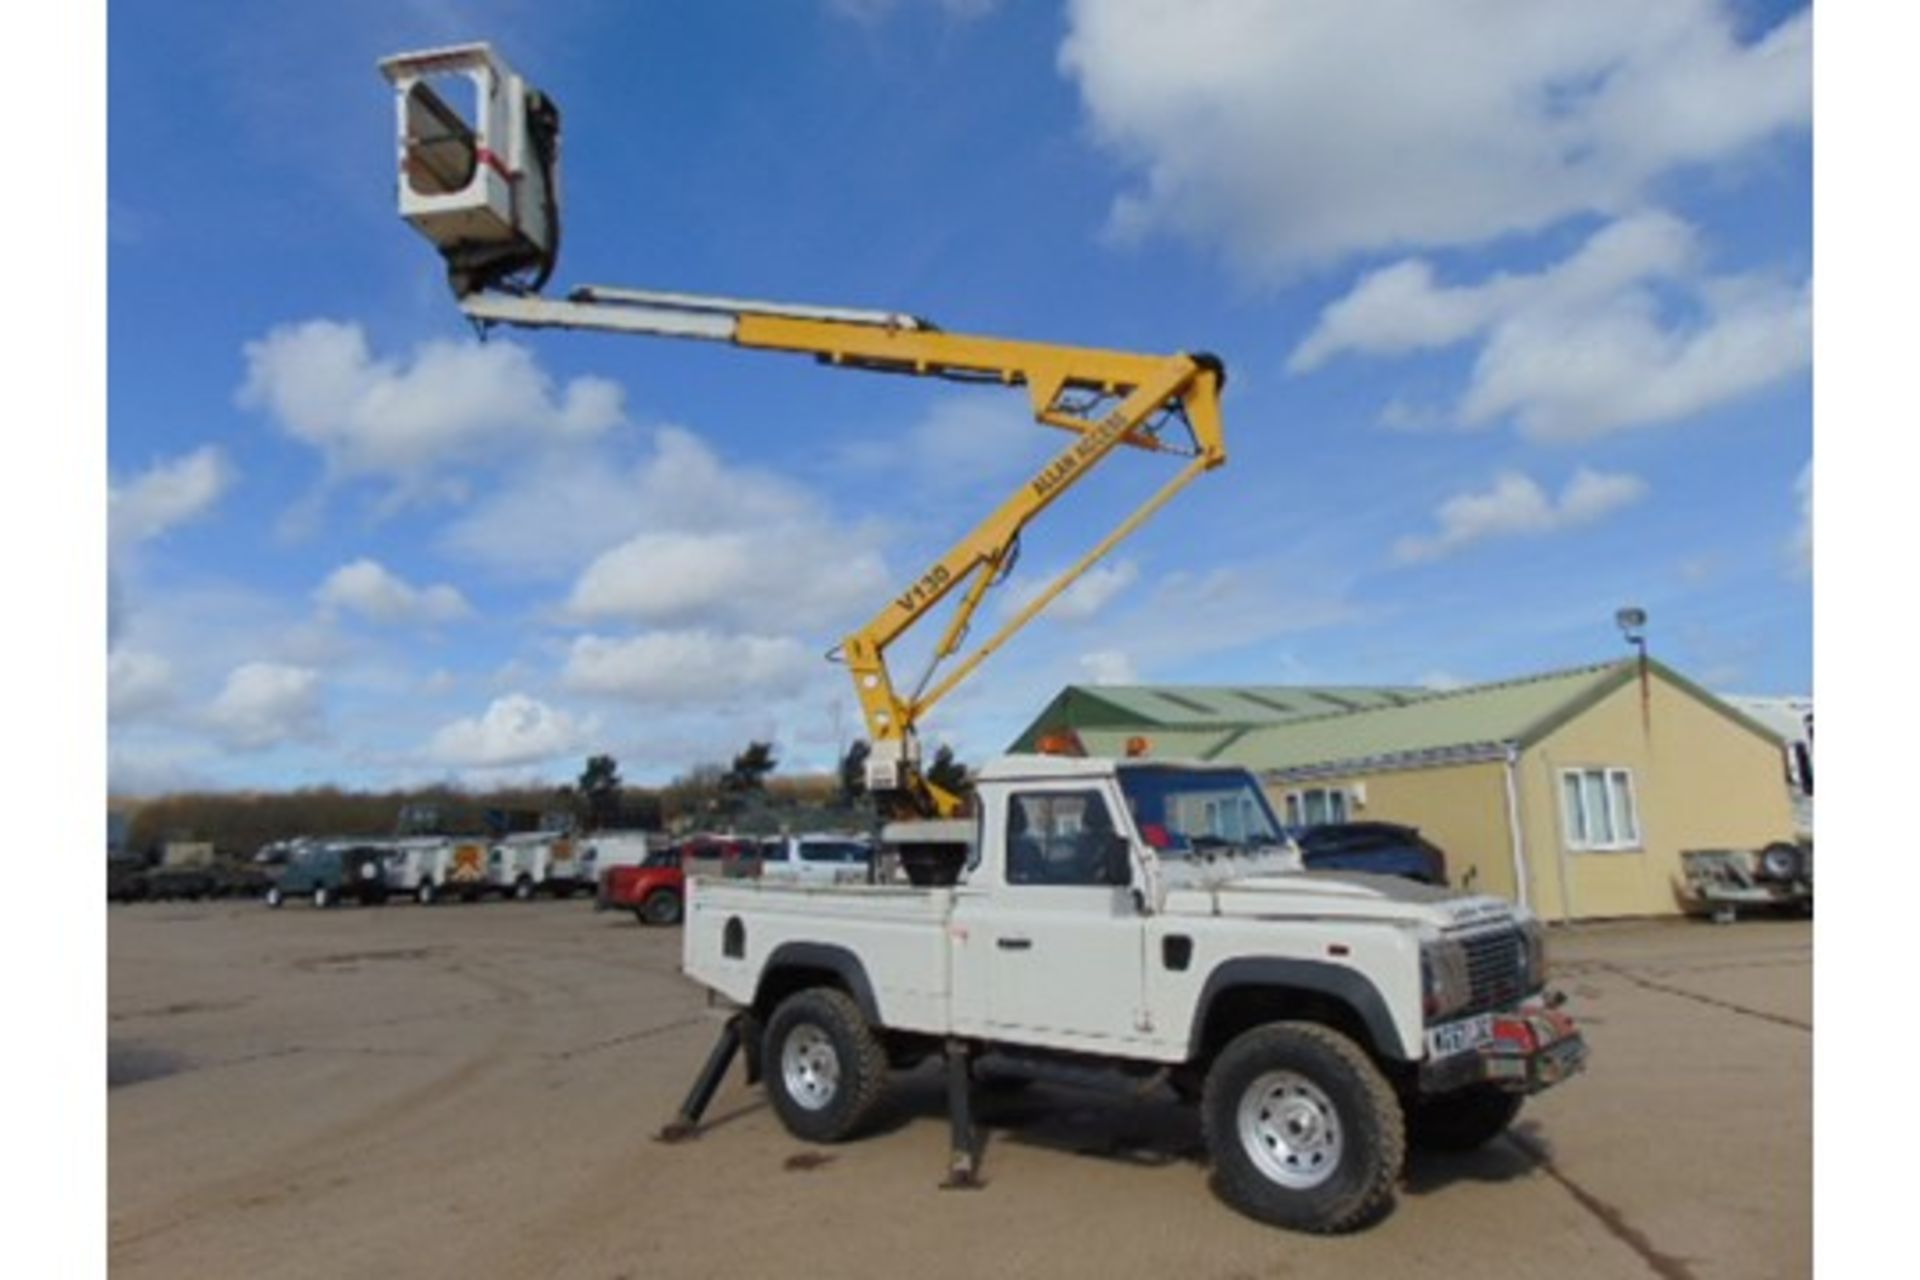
487, 831, 584, 900
756, 833, 874, 886
383, 836, 493, 903
580, 831, 655, 891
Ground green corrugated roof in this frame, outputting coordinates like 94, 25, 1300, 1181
1012, 660, 1784, 771
1205, 662, 1629, 772
1076, 684, 1425, 724
1009, 683, 1426, 750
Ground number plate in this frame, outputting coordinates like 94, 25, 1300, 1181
1425, 1013, 1494, 1059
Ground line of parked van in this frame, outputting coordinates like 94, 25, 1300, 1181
257, 829, 876, 915
262, 830, 643, 908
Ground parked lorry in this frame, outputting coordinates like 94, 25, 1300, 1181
378, 46, 1585, 1235
678, 756, 1585, 1233
487, 831, 585, 900
1681, 842, 1813, 923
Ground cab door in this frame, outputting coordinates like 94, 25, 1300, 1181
956, 786, 1148, 1047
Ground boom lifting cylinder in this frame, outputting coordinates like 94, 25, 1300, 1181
381, 45, 1229, 818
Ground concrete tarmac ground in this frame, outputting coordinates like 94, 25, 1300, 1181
108, 900, 1810, 1280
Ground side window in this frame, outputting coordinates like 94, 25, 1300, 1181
761, 839, 789, 862
1006, 791, 1126, 887
1283, 787, 1348, 828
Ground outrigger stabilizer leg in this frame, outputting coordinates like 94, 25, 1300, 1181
942, 1038, 982, 1189
658, 1013, 755, 1143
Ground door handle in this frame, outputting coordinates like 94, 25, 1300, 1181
996, 937, 1033, 951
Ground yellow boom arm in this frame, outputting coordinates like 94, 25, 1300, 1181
460, 287, 1227, 817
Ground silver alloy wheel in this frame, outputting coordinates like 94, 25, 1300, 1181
780, 1024, 841, 1112
1237, 1069, 1344, 1189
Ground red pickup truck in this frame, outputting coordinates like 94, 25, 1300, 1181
597, 836, 755, 925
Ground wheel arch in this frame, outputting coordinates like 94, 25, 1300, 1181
1189, 958, 1412, 1066
753, 942, 882, 1027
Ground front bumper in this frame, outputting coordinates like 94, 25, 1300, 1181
1419, 1002, 1588, 1096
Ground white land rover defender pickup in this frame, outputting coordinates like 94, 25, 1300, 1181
675, 755, 1585, 1234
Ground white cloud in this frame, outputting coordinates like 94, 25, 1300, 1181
549, 427, 889, 630
568, 529, 886, 632
1789, 459, 1811, 577
109, 742, 218, 797
1061, 0, 1809, 274
205, 662, 324, 749
1005, 558, 1141, 623
1393, 468, 1648, 564
838, 393, 1047, 493
426, 693, 595, 768
108, 650, 175, 720
236, 319, 623, 481
562, 631, 815, 707
1417, 671, 1467, 692
1292, 212, 1810, 439
1079, 648, 1138, 685
110, 446, 234, 547
315, 558, 473, 625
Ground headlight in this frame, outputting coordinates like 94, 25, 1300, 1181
1421, 939, 1472, 1020
1521, 919, 1549, 992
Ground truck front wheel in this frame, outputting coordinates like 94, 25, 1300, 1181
1408, 1086, 1522, 1152
641, 889, 683, 926
763, 988, 889, 1144
1202, 1022, 1405, 1234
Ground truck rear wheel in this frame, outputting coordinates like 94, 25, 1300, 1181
1202, 1022, 1404, 1234
1408, 1086, 1522, 1152
416, 881, 437, 906
763, 988, 889, 1144
313, 885, 333, 909
513, 877, 534, 902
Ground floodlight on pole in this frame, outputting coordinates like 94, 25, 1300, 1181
1616, 606, 1651, 732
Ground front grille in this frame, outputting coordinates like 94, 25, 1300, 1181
1459, 926, 1529, 1015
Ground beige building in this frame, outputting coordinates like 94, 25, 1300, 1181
1011, 661, 1798, 920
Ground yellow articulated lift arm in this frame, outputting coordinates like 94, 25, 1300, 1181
381, 43, 1227, 818
461, 289, 1227, 818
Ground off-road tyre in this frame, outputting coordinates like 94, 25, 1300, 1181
1408, 1086, 1522, 1152
415, 881, 437, 906
1758, 841, 1802, 882
641, 889, 684, 926
513, 877, 535, 902
312, 885, 334, 909
1202, 1021, 1405, 1234
264, 886, 284, 909
763, 987, 890, 1144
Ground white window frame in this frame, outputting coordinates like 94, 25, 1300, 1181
1559, 766, 1642, 852
1283, 786, 1349, 828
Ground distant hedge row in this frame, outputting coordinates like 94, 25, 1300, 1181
113, 774, 850, 860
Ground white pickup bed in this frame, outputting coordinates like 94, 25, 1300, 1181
686, 880, 957, 1033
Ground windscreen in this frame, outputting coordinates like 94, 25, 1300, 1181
1116, 765, 1285, 856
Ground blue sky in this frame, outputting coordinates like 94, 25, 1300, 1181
107, 0, 1812, 795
